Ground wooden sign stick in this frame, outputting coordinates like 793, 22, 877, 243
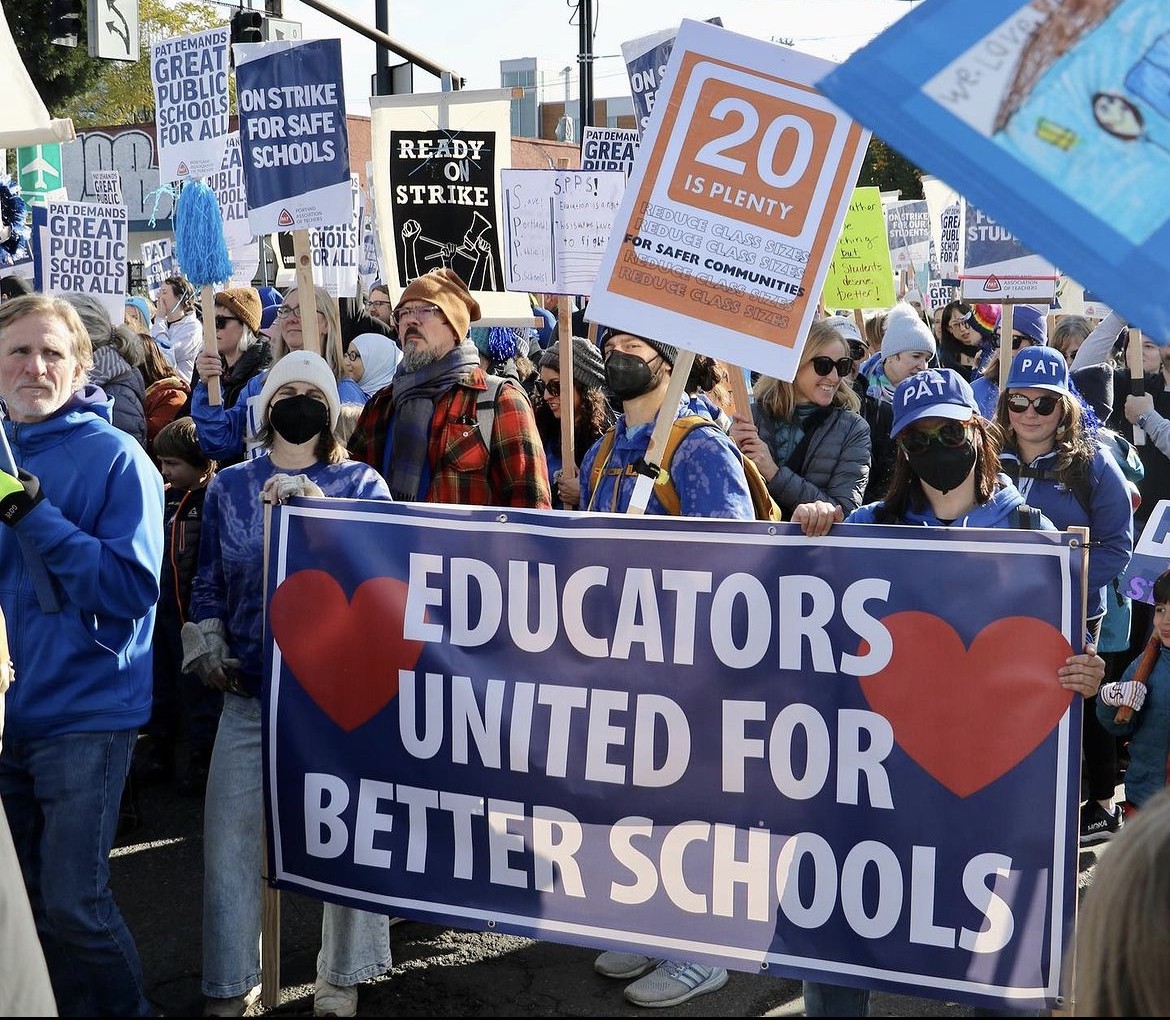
292, 230, 322, 357
200, 287, 223, 406
557, 297, 577, 508
1127, 326, 1147, 447
627, 349, 696, 516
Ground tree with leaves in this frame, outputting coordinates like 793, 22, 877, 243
55, 0, 225, 126
858, 136, 924, 200
3, 0, 102, 111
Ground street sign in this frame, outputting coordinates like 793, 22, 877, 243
262, 17, 302, 42
89, 0, 140, 62
16, 144, 65, 205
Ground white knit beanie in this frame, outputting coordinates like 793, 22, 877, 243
881, 302, 937, 362
257, 351, 341, 429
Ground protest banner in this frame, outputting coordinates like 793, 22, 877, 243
581, 126, 639, 176
235, 38, 352, 235
622, 18, 722, 137
885, 199, 931, 278
150, 26, 231, 184
43, 199, 127, 321
1120, 499, 1170, 606
821, 187, 895, 310
206, 132, 258, 286
1082, 289, 1112, 320
89, 169, 123, 207
358, 187, 383, 293
369, 88, 532, 324
500, 169, 626, 295
140, 237, 177, 299
816, 0, 1170, 341
960, 203, 1059, 303
589, 21, 870, 382
307, 174, 360, 298
263, 499, 1085, 1012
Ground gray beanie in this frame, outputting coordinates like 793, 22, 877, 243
881, 302, 936, 362
539, 337, 606, 390
598, 326, 679, 367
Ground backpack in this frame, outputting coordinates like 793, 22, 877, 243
588, 415, 783, 522
1002, 460, 1092, 517
473, 374, 519, 449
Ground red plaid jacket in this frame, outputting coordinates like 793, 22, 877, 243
348, 368, 552, 509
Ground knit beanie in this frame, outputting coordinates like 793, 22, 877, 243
215, 286, 262, 334
539, 337, 607, 390
394, 268, 481, 339
257, 351, 341, 429
881, 302, 937, 361
598, 325, 679, 367
1012, 305, 1048, 346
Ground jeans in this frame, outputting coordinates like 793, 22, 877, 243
203, 693, 391, 998
0, 728, 150, 1016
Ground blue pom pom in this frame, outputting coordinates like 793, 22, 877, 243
487, 326, 519, 362
0, 175, 29, 265
174, 180, 233, 287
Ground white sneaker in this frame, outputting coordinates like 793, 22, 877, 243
624, 960, 729, 1008
203, 985, 261, 1016
594, 950, 660, 979
313, 976, 359, 1017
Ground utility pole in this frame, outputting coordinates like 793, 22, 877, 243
577, 0, 594, 129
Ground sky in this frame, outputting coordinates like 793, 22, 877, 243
282, 0, 923, 115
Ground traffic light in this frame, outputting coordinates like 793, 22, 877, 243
50, 0, 82, 47
230, 10, 265, 46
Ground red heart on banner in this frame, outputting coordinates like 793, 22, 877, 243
270, 570, 424, 732
857, 613, 1075, 798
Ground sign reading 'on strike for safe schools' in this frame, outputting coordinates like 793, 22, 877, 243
234, 38, 352, 234
264, 500, 1085, 1012
588, 20, 870, 382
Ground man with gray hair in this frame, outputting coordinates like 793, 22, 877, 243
0, 293, 163, 1016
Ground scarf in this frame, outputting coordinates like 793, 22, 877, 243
865, 367, 896, 404
387, 340, 481, 500
351, 333, 401, 397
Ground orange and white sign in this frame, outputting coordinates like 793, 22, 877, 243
587, 20, 869, 381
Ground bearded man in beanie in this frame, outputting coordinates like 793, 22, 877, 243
348, 269, 551, 508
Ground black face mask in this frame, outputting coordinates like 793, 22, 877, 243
605, 351, 660, 401
269, 394, 330, 445
905, 440, 977, 494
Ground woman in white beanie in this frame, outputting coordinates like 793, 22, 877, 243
186, 352, 393, 1018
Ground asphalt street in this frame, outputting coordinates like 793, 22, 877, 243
110, 776, 1107, 1017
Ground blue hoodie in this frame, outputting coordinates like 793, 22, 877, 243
846, 474, 1052, 529
1, 386, 164, 739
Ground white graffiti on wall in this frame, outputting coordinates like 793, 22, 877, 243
61, 128, 174, 225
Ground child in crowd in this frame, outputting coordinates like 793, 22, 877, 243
1097, 567, 1170, 816
144, 417, 220, 796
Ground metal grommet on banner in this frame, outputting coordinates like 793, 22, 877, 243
767, 525, 777, 535
486, 918, 497, 929
496, 513, 508, 524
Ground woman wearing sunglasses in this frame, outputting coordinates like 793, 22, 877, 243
792, 366, 1108, 1017
533, 337, 614, 507
969, 305, 1049, 418
730, 318, 871, 518
193, 284, 365, 464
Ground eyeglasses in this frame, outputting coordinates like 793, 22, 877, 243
214, 315, 240, 330
1006, 393, 1060, 416
391, 304, 444, 328
276, 304, 325, 320
344, 348, 362, 361
1011, 333, 1039, 351
948, 317, 972, 331
367, 299, 391, 310
809, 356, 853, 378
535, 378, 561, 398
899, 420, 971, 455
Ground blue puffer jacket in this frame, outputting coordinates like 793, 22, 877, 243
1, 387, 164, 739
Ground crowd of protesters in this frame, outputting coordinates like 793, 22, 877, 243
1, 268, 1164, 1017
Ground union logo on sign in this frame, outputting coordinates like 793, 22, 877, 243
983, 275, 1002, 293
278, 209, 295, 227
177, 161, 189, 176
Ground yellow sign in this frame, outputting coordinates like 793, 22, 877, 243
821, 187, 896, 310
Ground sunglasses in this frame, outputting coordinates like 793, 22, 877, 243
899, 420, 971, 455
391, 304, 444, 328
214, 315, 240, 330
535, 378, 562, 398
809, 356, 853, 378
1006, 393, 1060, 416
1011, 334, 1039, 351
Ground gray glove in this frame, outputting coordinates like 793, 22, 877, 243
180, 618, 239, 683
